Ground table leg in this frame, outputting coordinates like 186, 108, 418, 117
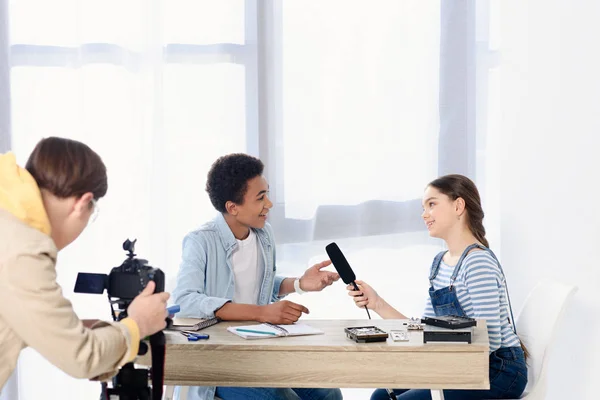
431, 389, 445, 400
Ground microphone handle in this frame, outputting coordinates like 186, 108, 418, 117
352, 281, 371, 320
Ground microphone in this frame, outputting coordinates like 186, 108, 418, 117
326, 243, 394, 399
325, 242, 371, 319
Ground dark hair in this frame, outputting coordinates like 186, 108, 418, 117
206, 153, 264, 213
428, 174, 489, 247
25, 137, 108, 200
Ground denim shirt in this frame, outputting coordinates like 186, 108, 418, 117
172, 214, 287, 400
173, 213, 286, 319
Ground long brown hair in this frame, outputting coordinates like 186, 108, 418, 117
428, 174, 488, 247
25, 137, 108, 200
428, 174, 530, 360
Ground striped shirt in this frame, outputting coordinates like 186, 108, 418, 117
423, 250, 521, 352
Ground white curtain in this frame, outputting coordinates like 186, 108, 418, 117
279, 2, 440, 219
2, 1, 491, 399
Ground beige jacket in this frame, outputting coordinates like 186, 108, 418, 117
0, 152, 140, 390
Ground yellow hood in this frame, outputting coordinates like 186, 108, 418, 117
0, 152, 51, 235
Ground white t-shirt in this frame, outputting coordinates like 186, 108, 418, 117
231, 229, 263, 304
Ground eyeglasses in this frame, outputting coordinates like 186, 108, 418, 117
90, 198, 100, 223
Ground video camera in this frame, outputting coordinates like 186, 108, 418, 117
74, 238, 164, 304
74, 239, 167, 400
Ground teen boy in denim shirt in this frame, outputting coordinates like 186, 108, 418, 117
173, 154, 343, 400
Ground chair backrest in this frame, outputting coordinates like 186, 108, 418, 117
515, 282, 577, 397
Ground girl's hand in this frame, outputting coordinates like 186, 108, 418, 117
346, 280, 381, 311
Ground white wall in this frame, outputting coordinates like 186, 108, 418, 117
498, 1, 600, 399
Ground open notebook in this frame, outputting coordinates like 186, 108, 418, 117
227, 322, 324, 339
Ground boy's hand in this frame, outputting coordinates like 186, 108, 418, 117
128, 281, 170, 338
299, 260, 340, 292
259, 300, 309, 324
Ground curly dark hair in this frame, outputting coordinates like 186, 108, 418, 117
206, 153, 264, 213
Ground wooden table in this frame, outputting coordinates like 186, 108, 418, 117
140, 319, 489, 400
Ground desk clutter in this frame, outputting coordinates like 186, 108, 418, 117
168, 317, 476, 344
344, 317, 476, 344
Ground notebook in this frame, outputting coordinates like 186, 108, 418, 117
169, 317, 221, 332
227, 322, 324, 339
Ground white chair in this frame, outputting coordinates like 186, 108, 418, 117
496, 282, 578, 400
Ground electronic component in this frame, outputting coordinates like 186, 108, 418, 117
421, 315, 477, 330
344, 326, 389, 343
423, 325, 472, 344
390, 330, 410, 342
407, 317, 425, 330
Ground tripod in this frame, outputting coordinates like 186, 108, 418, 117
101, 361, 151, 400
99, 300, 167, 400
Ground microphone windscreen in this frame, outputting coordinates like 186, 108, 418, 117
325, 242, 356, 284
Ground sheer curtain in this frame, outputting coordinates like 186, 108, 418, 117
280, 2, 440, 219
266, 0, 483, 327
2, 1, 489, 399
6, 1, 256, 398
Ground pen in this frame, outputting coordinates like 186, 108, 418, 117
235, 328, 278, 336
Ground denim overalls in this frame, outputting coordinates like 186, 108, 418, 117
425, 244, 528, 399
428, 243, 510, 317
372, 244, 529, 400
372, 244, 530, 400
